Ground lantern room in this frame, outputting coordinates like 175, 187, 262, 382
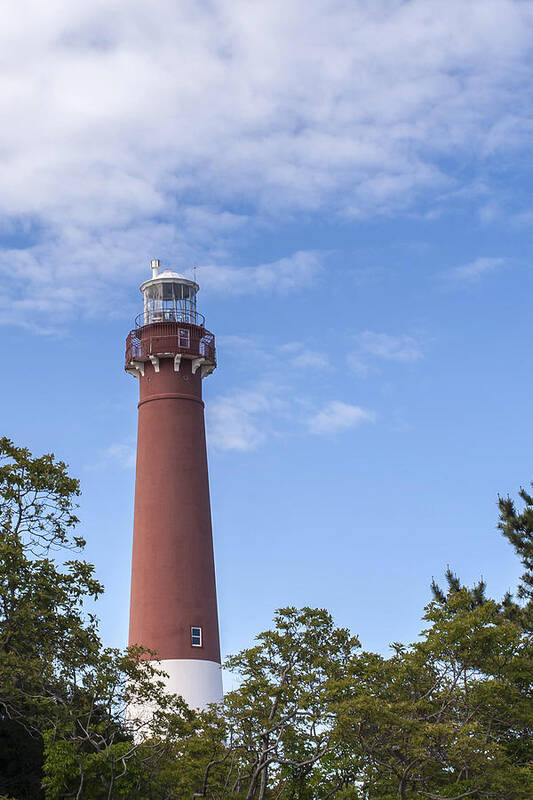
125, 259, 216, 379
138, 259, 201, 326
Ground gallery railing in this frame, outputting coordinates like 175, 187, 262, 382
125, 321, 216, 368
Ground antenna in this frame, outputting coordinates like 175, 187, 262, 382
193, 265, 197, 284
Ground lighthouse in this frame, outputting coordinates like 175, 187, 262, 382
126, 259, 222, 710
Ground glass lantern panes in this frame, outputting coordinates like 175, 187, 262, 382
143, 280, 198, 324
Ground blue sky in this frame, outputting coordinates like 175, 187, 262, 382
2, 0, 533, 673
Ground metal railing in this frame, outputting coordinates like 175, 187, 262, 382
135, 308, 205, 328
125, 321, 216, 368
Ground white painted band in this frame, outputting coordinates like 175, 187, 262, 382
127, 659, 223, 732
159, 658, 223, 710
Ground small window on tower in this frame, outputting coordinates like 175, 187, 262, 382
191, 627, 202, 647
179, 328, 190, 348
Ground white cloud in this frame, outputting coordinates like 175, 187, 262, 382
448, 257, 507, 282
308, 401, 376, 435
288, 350, 331, 371
348, 331, 424, 374
219, 337, 331, 371
208, 384, 374, 450
102, 442, 136, 469
207, 386, 287, 451
356, 331, 423, 362
0, 0, 532, 319
208, 392, 374, 448
276, 342, 331, 370
196, 251, 323, 294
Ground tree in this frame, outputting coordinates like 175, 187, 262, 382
0, 437, 100, 798
189, 607, 361, 800
498, 486, 533, 630
332, 525, 533, 800
3, 435, 533, 800
337, 589, 533, 798
0, 438, 191, 800
41, 648, 196, 800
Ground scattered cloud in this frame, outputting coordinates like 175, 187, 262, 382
308, 401, 376, 435
102, 442, 136, 470
277, 342, 331, 370
216, 334, 264, 354
289, 351, 330, 371
447, 257, 507, 283
219, 336, 331, 372
196, 251, 324, 294
208, 383, 374, 450
348, 331, 424, 375
0, 0, 532, 321
356, 331, 423, 362
207, 385, 288, 452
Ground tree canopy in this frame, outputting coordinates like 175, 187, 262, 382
1, 436, 532, 799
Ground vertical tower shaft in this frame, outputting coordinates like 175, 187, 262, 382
126, 263, 222, 709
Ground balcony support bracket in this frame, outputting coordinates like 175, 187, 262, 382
201, 364, 215, 379
127, 360, 145, 377
192, 357, 206, 375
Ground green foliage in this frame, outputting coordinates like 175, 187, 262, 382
0, 438, 102, 798
0, 437, 82, 553
0, 438, 191, 799
213, 607, 361, 799
335, 588, 533, 798
499, 486, 533, 629
2, 436, 533, 799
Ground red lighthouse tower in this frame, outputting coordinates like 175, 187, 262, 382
126, 259, 222, 709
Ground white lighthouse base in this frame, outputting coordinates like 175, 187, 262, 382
127, 659, 223, 735
159, 658, 223, 710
